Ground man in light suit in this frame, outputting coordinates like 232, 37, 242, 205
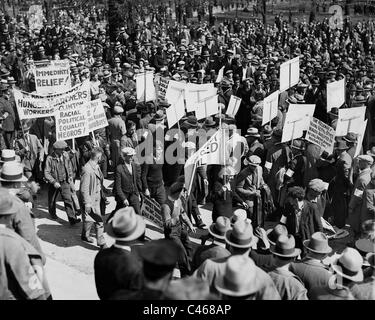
79, 147, 107, 249
14, 120, 44, 180
114, 147, 142, 214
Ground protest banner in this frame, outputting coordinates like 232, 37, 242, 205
34, 59, 72, 95
140, 195, 163, 228
195, 95, 219, 120
136, 71, 156, 103
157, 77, 169, 100
14, 89, 55, 119
262, 90, 280, 125
327, 78, 345, 112
281, 104, 315, 143
335, 106, 366, 136
165, 80, 186, 105
87, 99, 109, 132
215, 66, 225, 83
185, 83, 215, 112
354, 119, 367, 158
28, 5, 44, 31
305, 117, 336, 154
279, 57, 300, 92
184, 129, 224, 194
54, 81, 91, 141
166, 92, 185, 129
226, 95, 242, 117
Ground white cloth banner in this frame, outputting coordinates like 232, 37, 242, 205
87, 99, 108, 132
136, 71, 156, 102
226, 95, 242, 117
34, 59, 71, 95
262, 90, 280, 125
335, 106, 366, 136
327, 78, 345, 112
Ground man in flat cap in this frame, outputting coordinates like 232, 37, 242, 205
44, 140, 81, 225
348, 155, 374, 238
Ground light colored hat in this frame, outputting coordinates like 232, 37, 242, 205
225, 219, 254, 249
270, 234, 301, 258
113, 106, 124, 114
331, 247, 364, 282
355, 238, 375, 254
208, 216, 232, 240
0, 188, 17, 215
308, 178, 328, 193
244, 155, 261, 167
245, 127, 260, 138
215, 255, 258, 297
121, 147, 136, 156
0, 149, 18, 163
303, 232, 332, 254
106, 207, 146, 241
357, 154, 374, 166
0, 162, 27, 182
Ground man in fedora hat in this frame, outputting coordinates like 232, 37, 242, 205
290, 232, 333, 294
244, 127, 264, 160
349, 252, 375, 300
280, 186, 323, 248
79, 147, 107, 249
192, 216, 232, 271
348, 155, 374, 237
94, 207, 145, 300
309, 247, 364, 300
44, 140, 81, 225
194, 219, 280, 299
268, 234, 308, 300
0, 188, 51, 300
14, 120, 44, 180
114, 147, 142, 215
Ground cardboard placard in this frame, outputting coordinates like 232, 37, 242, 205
34, 59, 72, 95
141, 195, 163, 228
87, 99, 108, 132
305, 117, 336, 154
262, 90, 280, 125
136, 71, 156, 102
335, 106, 366, 136
354, 119, 367, 158
327, 78, 345, 112
226, 95, 242, 117
166, 92, 185, 128
195, 94, 219, 120
185, 83, 215, 112
215, 66, 225, 83
279, 57, 300, 92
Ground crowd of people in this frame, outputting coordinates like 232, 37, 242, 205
0, 6, 374, 300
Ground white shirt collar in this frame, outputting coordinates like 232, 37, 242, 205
113, 243, 131, 251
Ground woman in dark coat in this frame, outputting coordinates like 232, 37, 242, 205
211, 166, 245, 222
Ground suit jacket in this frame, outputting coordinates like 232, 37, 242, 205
94, 246, 143, 300
44, 151, 73, 185
192, 243, 231, 272
115, 162, 142, 202
348, 168, 372, 233
79, 161, 103, 215
268, 268, 308, 300
289, 258, 333, 294
15, 133, 44, 170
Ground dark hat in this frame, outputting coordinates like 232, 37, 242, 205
225, 219, 254, 249
203, 116, 216, 128
335, 140, 349, 150
138, 239, 180, 280
303, 232, 332, 255
291, 139, 306, 150
328, 107, 339, 118
266, 224, 288, 246
184, 115, 198, 128
343, 132, 358, 143
169, 181, 184, 196
153, 110, 166, 121
53, 140, 68, 149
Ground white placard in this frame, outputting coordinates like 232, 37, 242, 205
335, 106, 366, 137
262, 90, 280, 125
226, 95, 242, 117
166, 92, 185, 128
195, 95, 219, 120
327, 78, 345, 112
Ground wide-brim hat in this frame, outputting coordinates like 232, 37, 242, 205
225, 220, 254, 249
215, 255, 258, 297
0, 162, 27, 182
203, 117, 216, 127
303, 232, 332, 254
355, 238, 375, 254
0, 189, 18, 215
0, 149, 19, 163
106, 207, 146, 241
208, 216, 231, 240
331, 248, 364, 282
270, 234, 301, 258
